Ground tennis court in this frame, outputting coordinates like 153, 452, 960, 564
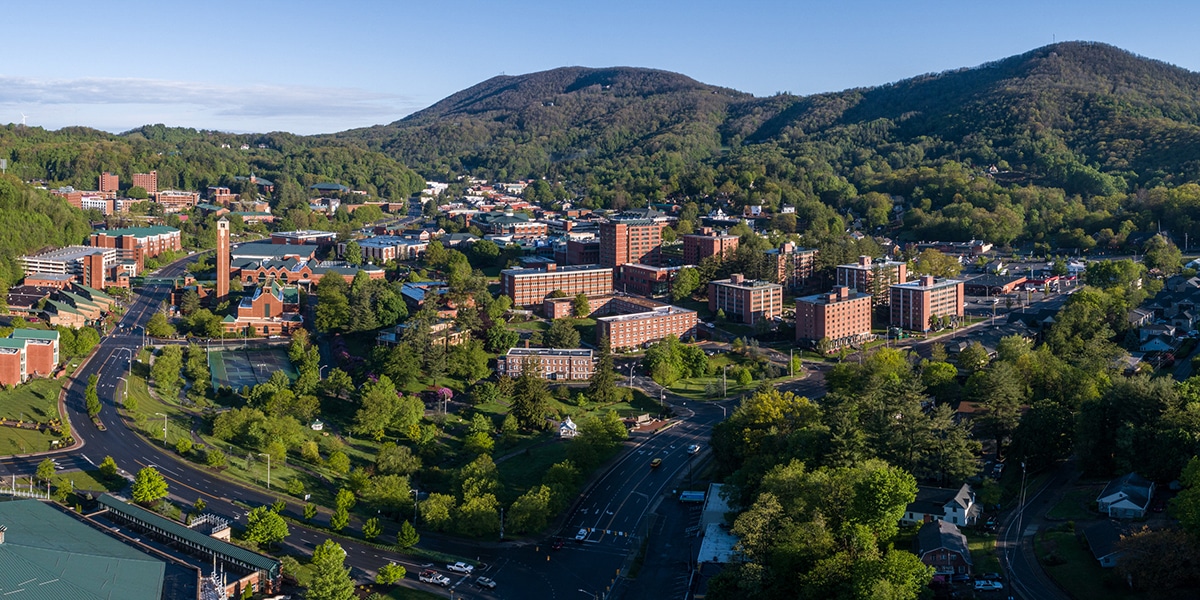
209, 347, 297, 391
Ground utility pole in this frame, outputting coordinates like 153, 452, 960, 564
154, 412, 167, 446
722, 365, 727, 398
256, 453, 271, 489
499, 507, 505, 540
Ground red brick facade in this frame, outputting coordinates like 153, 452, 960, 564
132, 171, 158, 194
707, 274, 783, 325
600, 219, 662, 267
500, 264, 614, 306
795, 286, 873, 350
683, 229, 739, 265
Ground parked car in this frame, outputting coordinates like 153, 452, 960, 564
575, 528, 588, 541
476, 576, 497, 589
978, 572, 1003, 581
650, 458, 663, 468
974, 580, 1003, 591
419, 570, 450, 587
552, 538, 564, 550
447, 562, 474, 574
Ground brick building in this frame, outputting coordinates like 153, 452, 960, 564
19, 246, 117, 289
498, 348, 595, 380
596, 304, 698, 352
500, 264, 614, 306
0, 329, 60, 387
682, 228, 739, 265
153, 190, 199, 212
836, 256, 908, 305
766, 242, 818, 290
890, 275, 965, 332
565, 239, 600, 266
795, 286, 873, 350
600, 216, 663, 267
222, 280, 303, 336
472, 213, 548, 238
216, 218, 230, 302
615, 263, 679, 297
99, 171, 119, 194
132, 171, 158, 194
89, 226, 182, 272
707, 274, 783, 325
270, 231, 338, 247
207, 186, 238, 204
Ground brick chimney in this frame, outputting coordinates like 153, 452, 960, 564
858, 255, 872, 267
921, 275, 935, 286
730, 273, 744, 284
837, 285, 849, 299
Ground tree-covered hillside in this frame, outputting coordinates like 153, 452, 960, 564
0, 124, 426, 201
0, 175, 92, 286
324, 42, 1200, 251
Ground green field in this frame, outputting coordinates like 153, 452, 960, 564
1046, 486, 1103, 521
1037, 529, 1139, 600
0, 376, 67, 456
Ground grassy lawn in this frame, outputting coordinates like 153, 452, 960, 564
510, 319, 548, 332
1046, 485, 1102, 521
1036, 529, 1137, 600
0, 426, 62, 456
496, 441, 568, 504
0, 376, 64, 422
58, 469, 125, 493
966, 532, 1001, 574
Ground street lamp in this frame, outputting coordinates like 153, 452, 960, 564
118, 376, 128, 407
410, 488, 419, 525
154, 412, 167, 445
114, 347, 134, 376
627, 363, 634, 387
256, 453, 271, 489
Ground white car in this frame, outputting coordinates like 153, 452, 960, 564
447, 562, 474, 574
575, 528, 588, 541
974, 580, 1004, 591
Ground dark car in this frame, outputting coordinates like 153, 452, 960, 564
552, 538, 564, 550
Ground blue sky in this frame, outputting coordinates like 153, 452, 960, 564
4, 0, 1199, 135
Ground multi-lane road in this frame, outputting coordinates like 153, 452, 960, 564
0, 252, 769, 599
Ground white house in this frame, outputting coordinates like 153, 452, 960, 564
558, 417, 578, 439
1097, 472, 1155, 519
900, 484, 979, 526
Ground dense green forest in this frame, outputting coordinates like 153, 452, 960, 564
0, 175, 91, 286
324, 42, 1200, 251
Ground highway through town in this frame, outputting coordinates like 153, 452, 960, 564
0, 252, 759, 599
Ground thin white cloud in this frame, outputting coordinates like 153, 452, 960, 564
0, 75, 422, 133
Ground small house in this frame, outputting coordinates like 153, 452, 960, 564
1082, 521, 1124, 568
916, 520, 972, 577
558, 417, 578, 439
1097, 472, 1155, 519
901, 484, 979, 526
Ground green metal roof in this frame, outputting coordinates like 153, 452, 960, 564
93, 226, 179, 237
0, 338, 27, 349
45, 300, 84, 317
9, 329, 59, 341
0, 499, 165, 600
73, 285, 112, 299
98, 495, 281, 576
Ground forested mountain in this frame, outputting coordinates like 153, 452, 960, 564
325, 42, 1200, 251
0, 124, 426, 201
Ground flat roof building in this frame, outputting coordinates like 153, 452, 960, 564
600, 215, 663, 267
20, 246, 116, 289
597, 303, 698, 352
89, 226, 182, 272
682, 229, 739, 265
270, 230, 338, 246
498, 348, 595, 380
795, 286, 873, 351
837, 255, 908, 305
890, 275, 965, 332
707, 274, 783, 325
500, 264, 614, 306
766, 242, 818, 290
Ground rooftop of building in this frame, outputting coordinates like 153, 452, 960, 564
91, 225, 179, 238
964, 274, 1028, 286
501, 264, 612, 276
24, 273, 75, 282
596, 304, 695, 323
838, 259, 906, 270
505, 348, 594, 358
0, 499, 166, 600
710, 277, 781, 290
619, 263, 683, 273
9, 328, 60, 342
309, 182, 350, 192
230, 243, 318, 258
22, 246, 112, 262
272, 230, 338, 239
357, 236, 428, 248
892, 277, 964, 290
796, 287, 871, 304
